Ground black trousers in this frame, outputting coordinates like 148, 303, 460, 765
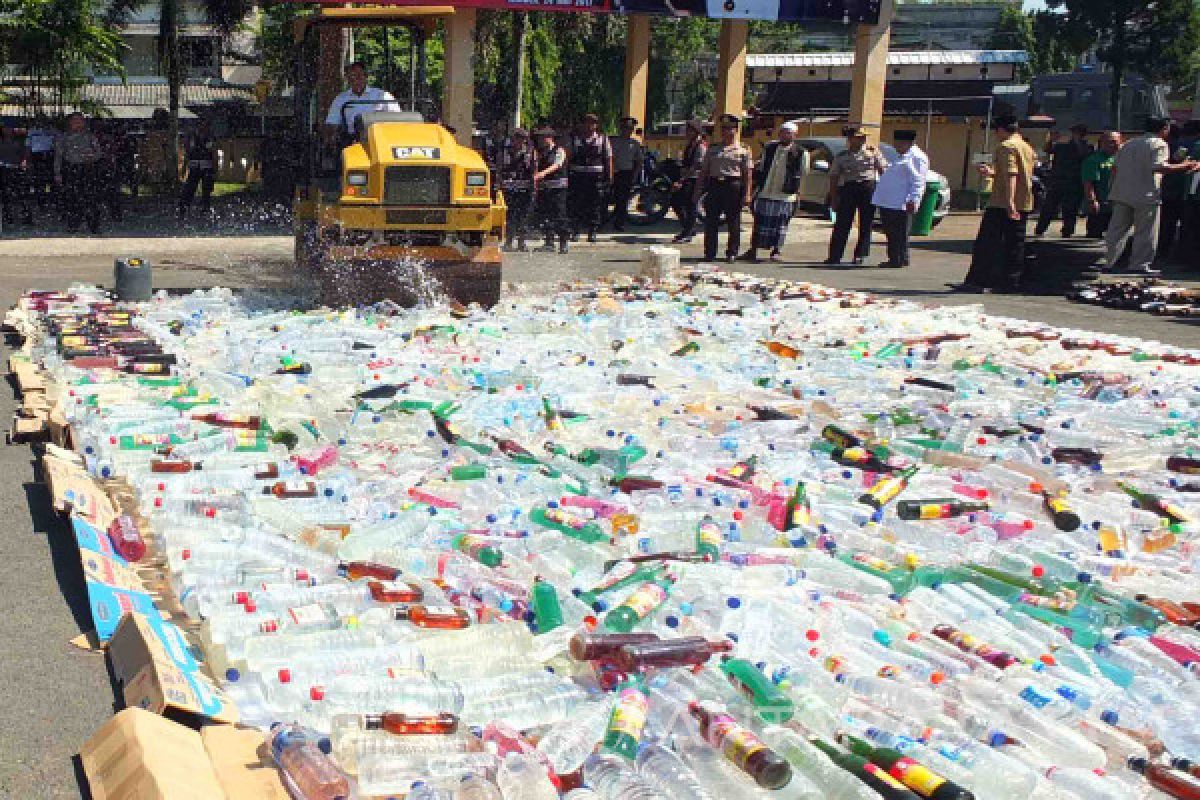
1085, 205, 1111, 239
568, 172, 605, 234
0, 166, 31, 223
179, 167, 215, 215
609, 170, 635, 229
1157, 200, 1185, 262
702, 179, 743, 260
1035, 184, 1082, 236
828, 180, 876, 261
505, 189, 534, 243
1183, 200, 1200, 270
878, 207, 912, 266
964, 207, 1028, 290
537, 186, 570, 244
671, 178, 699, 238
61, 163, 100, 232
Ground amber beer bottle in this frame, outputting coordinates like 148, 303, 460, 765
760, 340, 800, 359
393, 603, 471, 629
363, 712, 459, 735
1129, 757, 1200, 799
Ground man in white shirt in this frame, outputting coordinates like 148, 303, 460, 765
323, 62, 400, 143
872, 130, 928, 268
1105, 116, 1200, 275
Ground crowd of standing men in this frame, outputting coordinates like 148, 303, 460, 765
0, 108, 219, 234
487, 112, 930, 268
960, 115, 1200, 294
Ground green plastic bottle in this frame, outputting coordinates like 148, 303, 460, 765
530, 578, 564, 633
602, 680, 649, 759
695, 514, 722, 561
603, 576, 672, 632
451, 533, 503, 567
719, 656, 795, 723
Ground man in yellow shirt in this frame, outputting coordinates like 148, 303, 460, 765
959, 116, 1037, 293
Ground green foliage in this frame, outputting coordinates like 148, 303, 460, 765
1048, 0, 1200, 118
259, 3, 306, 87
0, 0, 126, 116
649, 16, 717, 126
988, 6, 1085, 81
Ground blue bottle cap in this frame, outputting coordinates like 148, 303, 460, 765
225, 668, 240, 682
1101, 710, 1119, 725
726, 596, 742, 609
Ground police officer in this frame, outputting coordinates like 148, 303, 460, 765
534, 127, 571, 254
826, 124, 888, 266
568, 113, 613, 242
671, 119, 708, 244
608, 116, 644, 232
499, 128, 537, 252
694, 114, 752, 263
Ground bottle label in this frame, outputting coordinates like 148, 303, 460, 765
288, 604, 328, 627
697, 520, 722, 549
421, 604, 458, 617
377, 580, 420, 596
870, 476, 905, 504
1018, 685, 1053, 709
608, 688, 648, 738
863, 763, 911, 792
712, 717, 767, 768
283, 480, 312, 493
890, 756, 948, 796
622, 583, 668, 619
918, 503, 950, 519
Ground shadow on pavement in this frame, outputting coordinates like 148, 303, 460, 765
22, 477, 97, 638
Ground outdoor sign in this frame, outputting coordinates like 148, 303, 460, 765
296, 0, 881, 23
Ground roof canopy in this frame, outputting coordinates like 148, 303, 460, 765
748, 49, 1029, 69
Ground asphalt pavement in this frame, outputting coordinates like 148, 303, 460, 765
0, 203, 1197, 797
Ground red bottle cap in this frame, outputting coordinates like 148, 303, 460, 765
278, 668, 291, 683
309, 686, 325, 701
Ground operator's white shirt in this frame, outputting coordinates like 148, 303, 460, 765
325, 87, 401, 130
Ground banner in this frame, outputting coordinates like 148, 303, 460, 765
301, 0, 882, 23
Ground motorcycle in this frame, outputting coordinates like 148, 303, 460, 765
621, 152, 677, 226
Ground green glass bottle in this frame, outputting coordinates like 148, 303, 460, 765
603, 576, 672, 633
810, 738, 922, 800
695, 514, 722, 562
839, 734, 976, 800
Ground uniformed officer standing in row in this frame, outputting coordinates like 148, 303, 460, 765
534, 127, 571, 254
826, 124, 888, 266
568, 113, 613, 242
694, 113, 753, 263
608, 116, 644, 232
671, 119, 708, 244
498, 128, 538, 252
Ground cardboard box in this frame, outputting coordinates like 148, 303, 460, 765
80, 707, 226, 800
108, 612, 238, 725
202, 725, 289, 800
43, 452, 117, 527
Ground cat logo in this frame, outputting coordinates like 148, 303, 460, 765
392, 146, 440, 160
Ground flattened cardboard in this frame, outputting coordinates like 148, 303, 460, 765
202, 725, 289, 800
109, 612, 238, 725
43, 452, 117, 527
80, 707, 226, 800
74, 517, 158, 640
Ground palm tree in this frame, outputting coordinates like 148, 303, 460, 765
107, 0, 252, 185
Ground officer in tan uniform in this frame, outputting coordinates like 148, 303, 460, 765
694, 113, 753, 263
825, 124, 888, 266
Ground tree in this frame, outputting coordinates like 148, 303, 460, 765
107, 0, 253, 184
988, 7, 1088, 81
649, 16, 717, 127
1, 0, 125, 117
1048, 0, 1200, 127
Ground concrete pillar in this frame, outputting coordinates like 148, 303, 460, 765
713, 19, 748, 123
443, 8, 476, 147
316, 26, 346, 126
623, 15, 651, 127
848, 0, 896, 144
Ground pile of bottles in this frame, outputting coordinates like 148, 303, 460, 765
1068, 280, 1200, 317
22, 274, 1200, 799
